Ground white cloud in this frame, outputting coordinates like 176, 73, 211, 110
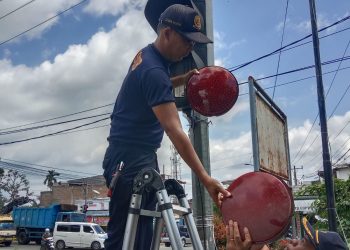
210, 98, 250, 123
0, 0, 148, 45
276, 13, 342, 35
83, 0, 147, 16
289, 111, 350, 179
0, 7, 156, 196
0, 1, 73, 43
214, 30, 246, 68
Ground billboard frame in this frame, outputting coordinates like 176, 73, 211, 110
248, 76, 292, 181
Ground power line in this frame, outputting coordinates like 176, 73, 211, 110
238, 66, 350, 96
280, 26, 350, 54
291, 36, 350, 164
229, 15, 350, 72
272, 0, 289, 99
0, 160, 84, 180
293, 79, 349, 165
0, 112, 110, 135
332, 147, 350, 166
332, 134, 350, 160
0, 117, 109, 146
1, 158, 97, 176
238, 55, 350, 86
301, 120, 350, 166
0, 0, 89, 46
324, 39, 350, 99
328, 81, 350, 118
0, 103, 113, 132
53, 124, 109, 136
1, 21, 347, 136
0, 0, 36, 21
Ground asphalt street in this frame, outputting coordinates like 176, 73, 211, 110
3, 242, 194, 249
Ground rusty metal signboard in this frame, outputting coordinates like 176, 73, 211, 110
249, 76, 291, 180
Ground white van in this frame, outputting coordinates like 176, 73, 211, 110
53, 222, 107, 250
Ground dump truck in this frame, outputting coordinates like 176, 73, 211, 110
13, 203, 86, 245
0, 214, 16, 246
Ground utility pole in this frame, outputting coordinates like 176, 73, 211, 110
170, 145, 181, 181
293, 166, 303, 186
187, 1, 215, 249
308, 0, 337, 231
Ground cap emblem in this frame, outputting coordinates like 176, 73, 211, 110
194, 15, 201, 30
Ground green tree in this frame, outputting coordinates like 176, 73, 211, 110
43, 170, 60, 190
0, 169, 33, 203
295, 178, 350, 240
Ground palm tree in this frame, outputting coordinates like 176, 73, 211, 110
44, 170, 60, 190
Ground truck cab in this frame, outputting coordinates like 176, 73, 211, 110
0, 215, 16, 246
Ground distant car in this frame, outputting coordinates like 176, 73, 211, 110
161, 226, 192, 247
53, 222, 107, 250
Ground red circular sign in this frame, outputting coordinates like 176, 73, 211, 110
186, 66, 239, 117
221, 172, 293, 244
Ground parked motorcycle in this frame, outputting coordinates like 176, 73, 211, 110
40, 236, 54, 250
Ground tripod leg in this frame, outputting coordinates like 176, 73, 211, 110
122, 194, 142, 250
179, 197, 204, 250
156, 189, 183, 250
150, 212, 164, 250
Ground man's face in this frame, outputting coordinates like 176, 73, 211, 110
285, 238, 315, 250
167, 29, 195, 62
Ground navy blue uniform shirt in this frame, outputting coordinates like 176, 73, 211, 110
108, 44, 175, 149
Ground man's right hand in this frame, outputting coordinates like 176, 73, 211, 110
202, 176, 231, 207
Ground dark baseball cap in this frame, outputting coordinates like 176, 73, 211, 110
159, 4, 212, 44
302, 217, 348, 250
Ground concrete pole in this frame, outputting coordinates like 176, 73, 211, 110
308, 0, 337, 231
188, 0, 215, 249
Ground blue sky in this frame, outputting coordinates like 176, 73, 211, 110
0, 0, 349, 198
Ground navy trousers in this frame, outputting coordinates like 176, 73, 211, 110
103, 143, 159, 250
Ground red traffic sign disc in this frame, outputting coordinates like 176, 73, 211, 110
221, 171, 293, 244
186, 66, 239, 117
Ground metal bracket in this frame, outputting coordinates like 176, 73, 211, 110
132, 168, 164, 194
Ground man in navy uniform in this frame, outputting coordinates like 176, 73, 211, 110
103, 4, 231, 250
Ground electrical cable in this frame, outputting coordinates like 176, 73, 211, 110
53, 124, 109, 136
0, 160, 85, 180
2, 27, 348, 136
0, 0, 36, 21
280, 26, 350, 54
332, 134, 350, 160
332, 147, 350, 166
4, 64, 349, 146
228, 15, 350, 72
0, 0, 89, 46
238, 66, 350, 96
324, 38, 350, 99
238, 55, 350, 86
291, 37, 350, 164
0, 117, 109, 146
328, 82, 350, 118
0, 103, 113, 132
0, 113, 110, 135
303, 121, 350, 166
1, 157, 97, 176
272, 0, 289, 99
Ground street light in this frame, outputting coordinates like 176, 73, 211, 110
92, 190, 100, 195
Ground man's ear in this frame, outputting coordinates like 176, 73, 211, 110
162, 27, 172, 42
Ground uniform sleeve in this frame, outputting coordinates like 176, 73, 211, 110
142, 68, 175, 107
